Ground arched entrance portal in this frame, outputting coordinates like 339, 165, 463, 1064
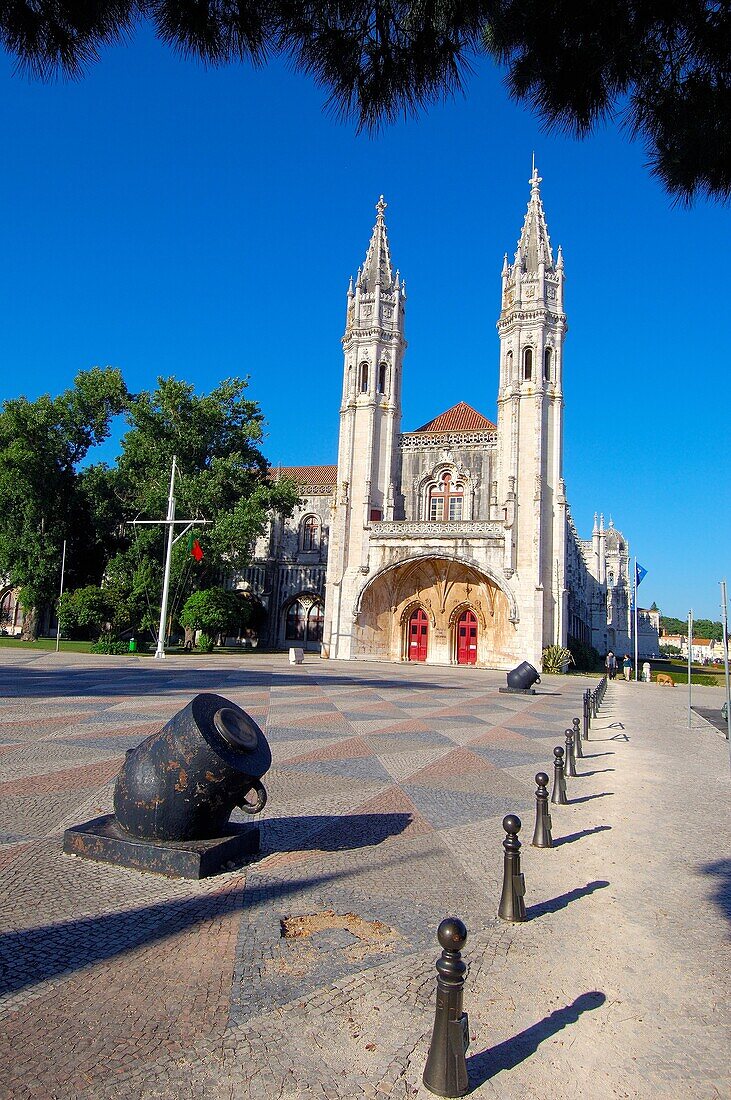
354, 556, 516, 667
456, 609, 478, 665
407, 608, 429, 662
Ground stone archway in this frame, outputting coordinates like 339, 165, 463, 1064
352, 556, 515, 666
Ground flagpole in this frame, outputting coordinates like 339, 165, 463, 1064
54, 539, 67, 654
720, 580, 731, 762
687, 608, 693, 729
128, 462, 210, 660
154, 456, 177, 661
633, 557, 639, 681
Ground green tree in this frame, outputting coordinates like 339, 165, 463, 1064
0, 367, 128, 637
58, 584, 121, 639
179, 587, 255, 642
660, 615, 723, 641
0, 2, 727, 203
110, 376, 298, 641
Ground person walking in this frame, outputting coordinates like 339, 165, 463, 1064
622, 654, 632, 681
605, 650, 617, 680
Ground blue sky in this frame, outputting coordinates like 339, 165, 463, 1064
0, 25, 728, 621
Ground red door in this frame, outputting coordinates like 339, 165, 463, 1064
456, 610, 478, 665
408, 608, 429, 662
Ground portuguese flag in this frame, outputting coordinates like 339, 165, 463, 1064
187, 533, 204, 562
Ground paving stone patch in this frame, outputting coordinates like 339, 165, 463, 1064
0, 654, 728, 1099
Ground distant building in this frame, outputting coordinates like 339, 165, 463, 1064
245, 170, 651, 667
660, 633, 725, 662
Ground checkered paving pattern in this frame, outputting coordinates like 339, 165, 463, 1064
0, 650, 728, 1100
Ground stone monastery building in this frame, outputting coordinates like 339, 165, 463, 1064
246, 169, 636, 669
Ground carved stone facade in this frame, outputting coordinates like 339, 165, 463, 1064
245, 172, 648, 666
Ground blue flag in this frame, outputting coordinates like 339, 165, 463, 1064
636, 563, 648, 588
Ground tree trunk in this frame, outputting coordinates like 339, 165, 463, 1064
20, 606, 38, 640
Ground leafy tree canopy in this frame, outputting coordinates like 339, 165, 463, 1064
0, 366, 128, 634
0, 371, 298, 641
660, 615, 723, 641
58, 584, 125, 638
179, 586, 260, 638
0, 2, 728, 202
109, 376, 299, 638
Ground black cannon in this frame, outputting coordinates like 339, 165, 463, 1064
64, 693, 271, 878
504, 661, 541, 693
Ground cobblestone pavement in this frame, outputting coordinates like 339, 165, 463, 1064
0, 649, 729, 1099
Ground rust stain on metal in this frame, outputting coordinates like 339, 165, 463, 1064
174, 769, 188, 792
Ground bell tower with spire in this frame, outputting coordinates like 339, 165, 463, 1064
323, 196, 407, 659
494, 165, 568, 658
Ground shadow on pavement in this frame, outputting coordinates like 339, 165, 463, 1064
569, 792, 614, 805
526, 880, 610, 920
258, 812, 413, 854
467, 991, 606, 1085
552, 825, 612, 847
576, 768, 614, 776
0, 663, 519, 700
582, 752, 615, 758
697, 858, 731, 925
0, 847, 419, 998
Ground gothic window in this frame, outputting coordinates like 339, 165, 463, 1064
307, 603, 324, 643
544, 347, 552, 381
301, 515, 319, 551
506, 350, 513, 380
0, 590, 13, 627
285, 600, 306, 641
359, 362, 369, 393
523, 347, 533, 381
378, 362, 387, 394
429, 473, 463, 521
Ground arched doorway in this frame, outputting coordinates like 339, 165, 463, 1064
456, 609, 478, 665
407, 608, 429, 662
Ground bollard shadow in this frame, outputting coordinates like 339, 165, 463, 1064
696, 858, 731, 925
553, 825, 612, 847
525, 879, 609, 920
582, 752, 615, 758
467, 991, 606, 1086
569, 791, 613, 804
575, 768, 614, 777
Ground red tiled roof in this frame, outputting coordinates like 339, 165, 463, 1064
412, 401, 497, 434
273, 465, 338, 489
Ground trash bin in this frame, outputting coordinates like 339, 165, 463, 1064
128, 638, 137, 653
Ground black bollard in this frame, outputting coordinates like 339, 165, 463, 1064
573, 716, 583, 759
551, 746, 568, 805
498, 814, 526, 922
583, 691, 590, 741
564, 728, 577, 777
532, 772, 553, 848
422, 918, 470, 1098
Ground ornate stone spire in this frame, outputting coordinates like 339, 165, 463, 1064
359, 195, 394, 291
515, 164, 555, 273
